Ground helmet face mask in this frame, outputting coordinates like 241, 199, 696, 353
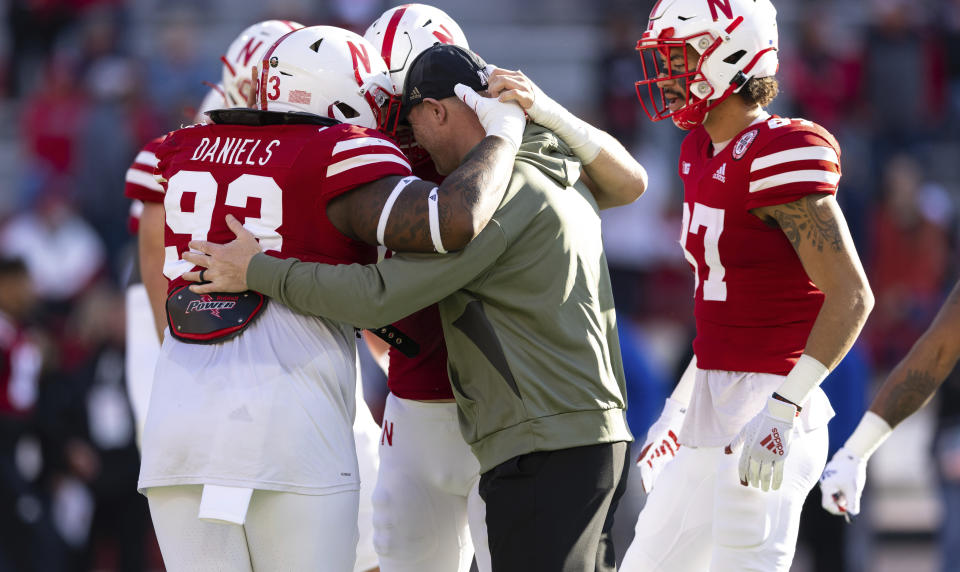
635, 0, 779, 130
636, 36, 719, 130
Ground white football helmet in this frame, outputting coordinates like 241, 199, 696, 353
193, 83, 226, 124
256, 26, 395, 129
222, 20, 304, 107
364, 4, 468, 133
636, 0, 779, 130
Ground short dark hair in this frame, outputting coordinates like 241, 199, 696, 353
0, 257, 27, 277
738, 76, 779, 107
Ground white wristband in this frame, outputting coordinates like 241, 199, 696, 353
776, 354, 830, 407
376, 176, 417, 246
427, 187, 446, 254
527, 86, 602, 164
844, 411, 893, 460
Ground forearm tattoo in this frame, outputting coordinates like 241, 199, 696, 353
360, 137, 511, 252
770, 195, 844, 253
443, 137, 507, 211
876, 369, 941, 427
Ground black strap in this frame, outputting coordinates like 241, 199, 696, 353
772, 391, 802, 413
367, 325, 420, 358
206, 109, 341, 127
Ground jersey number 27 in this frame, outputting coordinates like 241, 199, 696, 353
680, 202, 727, 301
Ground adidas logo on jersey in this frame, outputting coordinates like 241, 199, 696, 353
682, 161, 691, 175
712, 163, 727, 183
759, 428, 785, 456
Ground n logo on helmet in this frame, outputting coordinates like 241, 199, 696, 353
432, 24, 455, 44
237, 38, 264, 67
348, 41, 372, 74
707, 0, 733, 21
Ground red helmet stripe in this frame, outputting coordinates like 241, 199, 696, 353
281, 20, 299, 31
725, 16, 744, 34
258, 29, 299, 110
649, 0, 665, 19
381, 6, 408, 69
740, 46, 777, 74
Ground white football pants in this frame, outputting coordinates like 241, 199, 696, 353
147, 485, 359, 571
373, 393, 491, 572
354, 376, 381, 572
621, 425, 828, 572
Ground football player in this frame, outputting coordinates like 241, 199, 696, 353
820, 277, 960, 517
136, 25, 525, 570
125, 20, 384, 571
360, 6, 491, 572
123, 19, 303, 441
621, 1, 874, 570
361, 4, 649, 571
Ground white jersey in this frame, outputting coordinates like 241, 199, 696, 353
139, 302, 360, 495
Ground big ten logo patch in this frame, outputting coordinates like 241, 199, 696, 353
380, 420, 394, 446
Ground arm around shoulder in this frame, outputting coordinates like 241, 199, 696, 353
328, 134, 517, 254
487, 67, 648, 209
246, 223, 508, 328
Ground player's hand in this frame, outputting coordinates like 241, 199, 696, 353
726, 396, 798, 491
182, 214, 261, 294
636, 397, 686, 493
488, 67, 569, 127
486, 67, 537, 111
487, 67, 563, 132
454, 83, 525, 151
819, 447, 867, 518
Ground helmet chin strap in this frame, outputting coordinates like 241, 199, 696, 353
671, 77, 741, 130
672, 97, 709, 130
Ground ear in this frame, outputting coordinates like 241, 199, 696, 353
421, 98, 448, 124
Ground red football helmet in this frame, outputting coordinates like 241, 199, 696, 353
635, 0, 779, 130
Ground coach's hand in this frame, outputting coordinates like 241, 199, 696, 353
182, 214, 261, 294
819, 447, 866, 518
636, 397, 686, 493
454, 83, 525, 151
726, 396, 798, 491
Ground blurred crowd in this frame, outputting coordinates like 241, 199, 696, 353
0, 0, 958, 570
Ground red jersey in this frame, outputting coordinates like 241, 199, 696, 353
124, 136, 166, 233
384, 160, 453, 400
155, 117, 411, 294
678, 116, 841, 375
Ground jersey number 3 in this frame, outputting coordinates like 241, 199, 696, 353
680, 202, 727, 301
163, 171, 283, 280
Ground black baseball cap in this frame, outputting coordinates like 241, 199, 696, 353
400, 44, 489, 120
